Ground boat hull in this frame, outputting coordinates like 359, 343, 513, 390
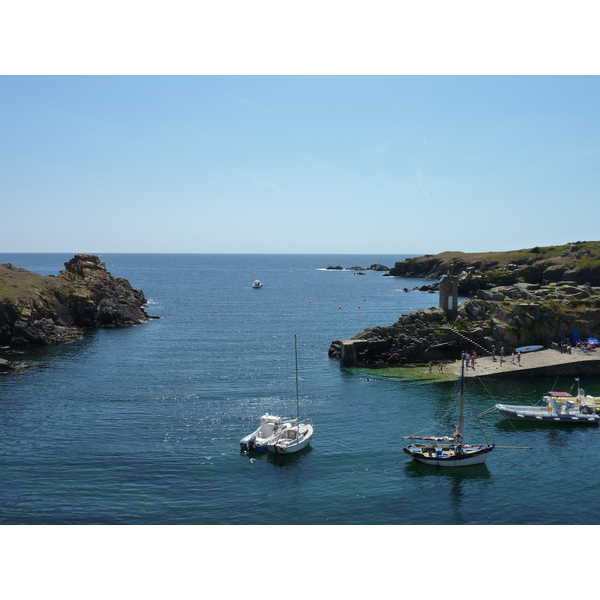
515, 345, 544, 353
239, 438, 270, 452
496, 403, 600, 424
267, 424, 313, 454
403, 444, 493, 467
268, 437, 310, 454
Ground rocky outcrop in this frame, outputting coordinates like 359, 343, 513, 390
0, 255, 155, 356
329, 281, 600, 367
326, 263, 390, 271
387, 242, 600, 290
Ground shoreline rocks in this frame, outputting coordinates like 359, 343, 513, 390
387, 242, 600, 290
0, 255, 156, 367
329, 280, 600, 372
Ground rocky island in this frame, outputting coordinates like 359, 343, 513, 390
326, 263, 390, 272
0, 254, 154, 371
329, 242, 600, 376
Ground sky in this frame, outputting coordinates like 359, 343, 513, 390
1, 6, 599, 256
1, 2, 596, 589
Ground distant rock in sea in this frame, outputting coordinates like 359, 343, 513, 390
326, 263, 389, 272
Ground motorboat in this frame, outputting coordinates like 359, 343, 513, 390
544, 389, 600, 412
495, 379, 600, 425
403, 354, 494, 467
495, 398, 600, 424
240, 414, 291, 451
252, 280, 263, 288
267, 335, 314, 455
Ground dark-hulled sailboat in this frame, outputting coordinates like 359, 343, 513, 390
403, 353, 494, 467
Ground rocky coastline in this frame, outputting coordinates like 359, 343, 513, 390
386, 241, 600, 291
0, 254, 155, 371
329, 264, 600, 376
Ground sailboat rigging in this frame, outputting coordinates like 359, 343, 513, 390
267, 335, 314, 454
403, 353, 494, 467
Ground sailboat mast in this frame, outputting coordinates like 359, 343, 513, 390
459, 352, 465, 436
294, 334, 300, 423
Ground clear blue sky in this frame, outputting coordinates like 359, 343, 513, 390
2, 75, 599, 254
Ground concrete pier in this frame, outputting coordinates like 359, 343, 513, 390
450, 348, 600, 378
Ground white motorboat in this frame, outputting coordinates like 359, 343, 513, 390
252, 280, 263, 288
495, 401, 600, 424
240, 414, 291, 451
495, 382, 600, 424
267, 335, 313, 455
403, 353, 494, 467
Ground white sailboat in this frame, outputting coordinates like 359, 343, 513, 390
403, 353, 494, 467
267, 335, 313, 455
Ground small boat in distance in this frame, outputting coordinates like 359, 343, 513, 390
403, 353, 494, 467
267, 335, 313, 455
252, 280, 263, 288
240, 414, 291, 451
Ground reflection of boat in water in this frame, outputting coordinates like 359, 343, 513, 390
495, 381, 600, 425
240, 414, 291, 451
252, 280, 263, 288
405, 459, 490, 479
403, 354, 494, 467
267, 335, 313, 455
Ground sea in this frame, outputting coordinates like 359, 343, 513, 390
2, 253, 600, 528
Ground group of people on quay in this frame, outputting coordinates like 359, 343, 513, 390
489, 346, 522, 367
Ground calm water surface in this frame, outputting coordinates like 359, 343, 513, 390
1, 253, 600, 524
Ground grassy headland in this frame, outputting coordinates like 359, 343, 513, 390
388, 241, 600, 288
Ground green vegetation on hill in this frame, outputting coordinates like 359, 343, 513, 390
389, 241, 600, 287
1, 255, 151, 352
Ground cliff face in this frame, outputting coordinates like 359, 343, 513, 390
329, 280, 600, 367
0, 255, 154, 353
